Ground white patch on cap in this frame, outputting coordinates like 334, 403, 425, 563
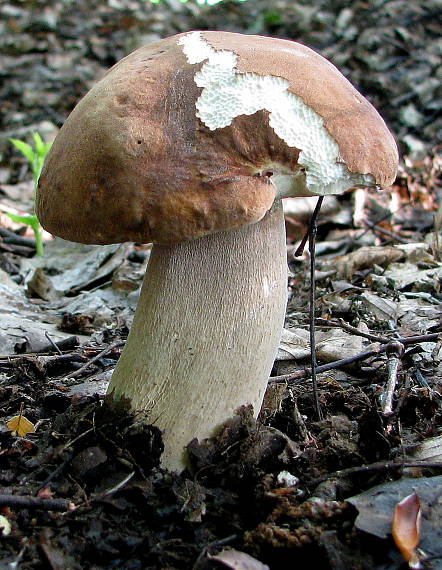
178, 32, 374, 196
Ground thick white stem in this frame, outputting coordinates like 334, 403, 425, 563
107, 201, 288, 471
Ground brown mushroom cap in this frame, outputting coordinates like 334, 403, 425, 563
36, 31, 398, 245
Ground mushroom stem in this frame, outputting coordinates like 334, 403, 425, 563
107, 200, 288, 471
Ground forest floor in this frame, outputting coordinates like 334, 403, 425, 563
0, 1, 441, 568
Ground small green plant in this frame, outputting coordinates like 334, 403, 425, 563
8, 132, 52, 256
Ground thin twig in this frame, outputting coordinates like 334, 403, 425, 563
396, 333, 440, 345
294, 230, 309, 258
194, 534, 239, 567
293, 198, 325, 418
363, 220, 410, 244
315, 317, 391, 344
270, 332, 440, 385
337, 319, 392, 344
381, 341, 405, 415
61, 340, 124, 380
60, 427, 95, 453
44, 331, 63, 355
37, 451, 75, 490
308, 196, 324, 421
0, 495, 74, 512
307, 460, 442, 488
293, 196, 324, 258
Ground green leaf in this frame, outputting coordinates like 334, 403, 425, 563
8, 133, 51, 256
9, 138, 36, 163
32, 132, 49, 159
5, 212, 44, 256
32, 132, 43, 151
264, 10, 282, 25
6, 212, 38, 229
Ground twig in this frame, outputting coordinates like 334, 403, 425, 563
337, 319, 392, 344
294, 231, 309, 258
0, 495, 74, 512
60, 427, 95, 453
0, 336, 80, 361
363, 220, 410, 244
381, 341, 405, 415
315, 318, 392, 344
44, 332, 63, 355
61, 340, 124, 380
0, 242, 34, 257
308, 197, 324, 421
37, 451, 75, 490
0, 227, 36, 248
293, 197, 324, 419
306, 460, 442, 488
269, 333, 440, 385
397, 333, 440, 345
194, 534, 239, 567
271, 348, 382, 384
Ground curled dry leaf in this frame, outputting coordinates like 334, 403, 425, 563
411, 435, 442, 463
332, 245, 405, 280
195, 549, 270, 570
392, 493, 422, 569
37, 486, 54, 499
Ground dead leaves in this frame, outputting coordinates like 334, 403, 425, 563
392, 493, 422, 569
349, 476, 442, 567
330, 245, 405, 280
6, 414, 35, 437
194, 549, 270, 570
277, 326, 366, 363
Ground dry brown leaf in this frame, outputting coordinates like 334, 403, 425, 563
392, 493, 422, 569
196, 549, 270, 570
37, 486, 54, 499
410, 436, 442, 463
6, 414, 36, 437
333, 246, 405, 279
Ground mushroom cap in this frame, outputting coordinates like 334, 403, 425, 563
36, 31, 398, 245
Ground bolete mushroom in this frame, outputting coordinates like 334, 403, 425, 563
36, 31, 398, 471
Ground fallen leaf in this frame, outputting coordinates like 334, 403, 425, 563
37, 487, 54, 499
195, 549, 270, 570
276, 328, 310, 360
276, 327, 365, 362
316, 328, 364, 362
348, 476, 442, 564
331, 245, 405, 279
383, 261, 442, 291
392, 493, 422, 569
360, 290, 398, 322
6, 414, 36, 437
410, 436, 442, 462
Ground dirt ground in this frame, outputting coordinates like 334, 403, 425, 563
0, 0, 441, 568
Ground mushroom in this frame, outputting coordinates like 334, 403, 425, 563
36, 31, 398, 471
